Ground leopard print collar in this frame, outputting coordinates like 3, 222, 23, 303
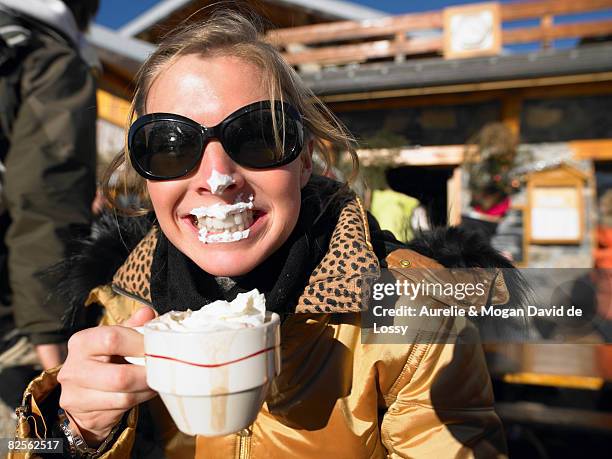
112, 227, 157, 303
295, 199, 380, 313
112, 198, 381, 313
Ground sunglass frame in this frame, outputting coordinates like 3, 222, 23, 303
128, 100, 305, 180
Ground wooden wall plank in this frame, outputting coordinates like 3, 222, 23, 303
501, 0, 612, 22
356, 145, 464, 167
268, 11, 443, 46
281, 37, 442, 65
502, 96, 522, 137
503, 19, 612, 44
97, 90, 132, 127
571, 139, 612, 160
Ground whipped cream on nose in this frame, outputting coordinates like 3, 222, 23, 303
190, 194, 254, 244
207, 169, 235, 195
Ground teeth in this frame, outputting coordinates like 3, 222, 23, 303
195, 209, 255, 233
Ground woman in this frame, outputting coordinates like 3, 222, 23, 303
13, 11, 509, 458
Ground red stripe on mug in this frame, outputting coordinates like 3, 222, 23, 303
145, 345, 277, 368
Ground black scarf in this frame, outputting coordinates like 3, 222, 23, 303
150, 176, 352, 316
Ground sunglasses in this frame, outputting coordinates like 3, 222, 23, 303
128, 100, 305, 180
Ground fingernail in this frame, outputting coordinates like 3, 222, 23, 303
125, 326, 145, 366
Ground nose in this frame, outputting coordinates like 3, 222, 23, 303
190, 140, 243, 195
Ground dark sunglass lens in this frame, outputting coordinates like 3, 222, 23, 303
131, 121, 202, 178
224, 107, 302, 168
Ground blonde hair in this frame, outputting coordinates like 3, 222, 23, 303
104, 9, 359, 214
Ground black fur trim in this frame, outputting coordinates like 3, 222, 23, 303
408, 226, 536, 341
407, 226, 514, 269
43, 212, 155, 333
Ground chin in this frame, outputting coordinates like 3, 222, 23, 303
190, 251, 260, 277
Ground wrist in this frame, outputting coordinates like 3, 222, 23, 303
65, 411, 112, 448
57, 408, 124, 457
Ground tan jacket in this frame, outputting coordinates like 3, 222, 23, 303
12, 200, 508, 458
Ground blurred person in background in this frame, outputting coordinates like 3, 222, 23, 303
365, 166, 423, 243
461, 123, 520, 242
0, 0, 98, 372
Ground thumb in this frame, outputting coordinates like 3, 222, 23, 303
123, 306, 157, 327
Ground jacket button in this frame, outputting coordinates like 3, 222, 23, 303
400, 259, 411, 267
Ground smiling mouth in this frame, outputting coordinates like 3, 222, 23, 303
188, 197, 263, 243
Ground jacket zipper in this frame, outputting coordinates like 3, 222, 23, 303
112, 285, 155, 307
237, 427, 252, 459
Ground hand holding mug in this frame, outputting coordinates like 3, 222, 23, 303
57, 307, 157, 446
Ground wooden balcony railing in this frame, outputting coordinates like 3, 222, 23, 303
267, 0, 612, 68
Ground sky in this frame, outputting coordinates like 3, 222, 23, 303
96, 0, 160, 28
95, 0, 506, 29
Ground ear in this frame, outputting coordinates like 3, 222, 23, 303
299, 139, 314, 188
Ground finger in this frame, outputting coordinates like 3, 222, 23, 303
60, 386, 157, 413
123, 306, 157, 327
68, 326, 145, 359
60, 360, 150, 393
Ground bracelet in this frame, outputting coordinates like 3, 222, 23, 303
57, 409, 124, 459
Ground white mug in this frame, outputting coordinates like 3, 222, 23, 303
125, 312, 281, 436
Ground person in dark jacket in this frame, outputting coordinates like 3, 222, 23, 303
0, 0, 98, 370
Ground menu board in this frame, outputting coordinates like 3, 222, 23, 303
529, 186, 582, 244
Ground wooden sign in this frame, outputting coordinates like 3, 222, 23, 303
443, 2, 501, 59
526, 165, 587, 245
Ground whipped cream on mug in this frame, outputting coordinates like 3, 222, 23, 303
147, 289, 266, 332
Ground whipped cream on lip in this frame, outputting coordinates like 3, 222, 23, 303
189, 194, 262, 244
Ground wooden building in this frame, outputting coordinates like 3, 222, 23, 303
271, 0, 612, 268
91, 0, 612, 268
